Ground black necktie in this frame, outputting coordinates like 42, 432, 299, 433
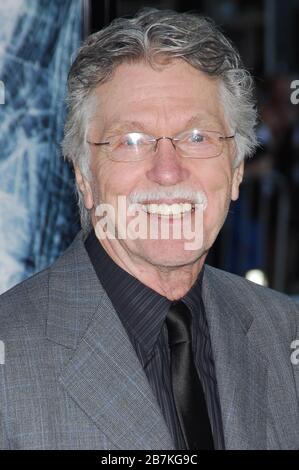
166, 300, 214, 450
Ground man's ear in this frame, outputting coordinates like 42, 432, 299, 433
231, 160, 245, 201
74, 165, 94, 210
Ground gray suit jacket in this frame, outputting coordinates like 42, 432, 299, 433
0, 230, 298, 449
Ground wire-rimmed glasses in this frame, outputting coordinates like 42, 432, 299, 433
87, 128, 235, 162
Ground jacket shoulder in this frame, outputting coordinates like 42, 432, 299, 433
204, 265, 298, 337
0, 266, 49, 333
0, 231, 84, 334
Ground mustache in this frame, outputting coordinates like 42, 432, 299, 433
128, 187, 208, 207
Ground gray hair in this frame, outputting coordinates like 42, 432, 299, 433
62, 8, 258, 235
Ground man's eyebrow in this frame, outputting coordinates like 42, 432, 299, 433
183, 113, 220, 128
104, 121, 147, 135
104, 113, 221, 135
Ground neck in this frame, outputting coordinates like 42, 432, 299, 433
97, 236, 206, 301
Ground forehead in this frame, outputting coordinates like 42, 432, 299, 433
90, 60, 225, 133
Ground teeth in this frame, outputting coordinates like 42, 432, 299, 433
142, 203, 193, 217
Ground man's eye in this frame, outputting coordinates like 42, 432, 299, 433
121, 133, 142, 146
124, 138, 136, 146
190, 133, 204, 143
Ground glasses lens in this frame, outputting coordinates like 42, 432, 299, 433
176, 130, 221, 158
108, 133, 154, 161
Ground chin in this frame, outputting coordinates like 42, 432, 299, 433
134, 239, 206, 268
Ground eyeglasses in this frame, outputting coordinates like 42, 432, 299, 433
87, 128, 235, 162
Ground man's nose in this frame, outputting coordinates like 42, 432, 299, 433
146, 138, 190, 186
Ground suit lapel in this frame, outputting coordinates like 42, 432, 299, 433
47, 232, 174, 450
202, 267, 268, 449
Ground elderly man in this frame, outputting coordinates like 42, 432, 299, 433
0, 8, 298, 450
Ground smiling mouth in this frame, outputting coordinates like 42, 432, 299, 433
140, 202, 195, 218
